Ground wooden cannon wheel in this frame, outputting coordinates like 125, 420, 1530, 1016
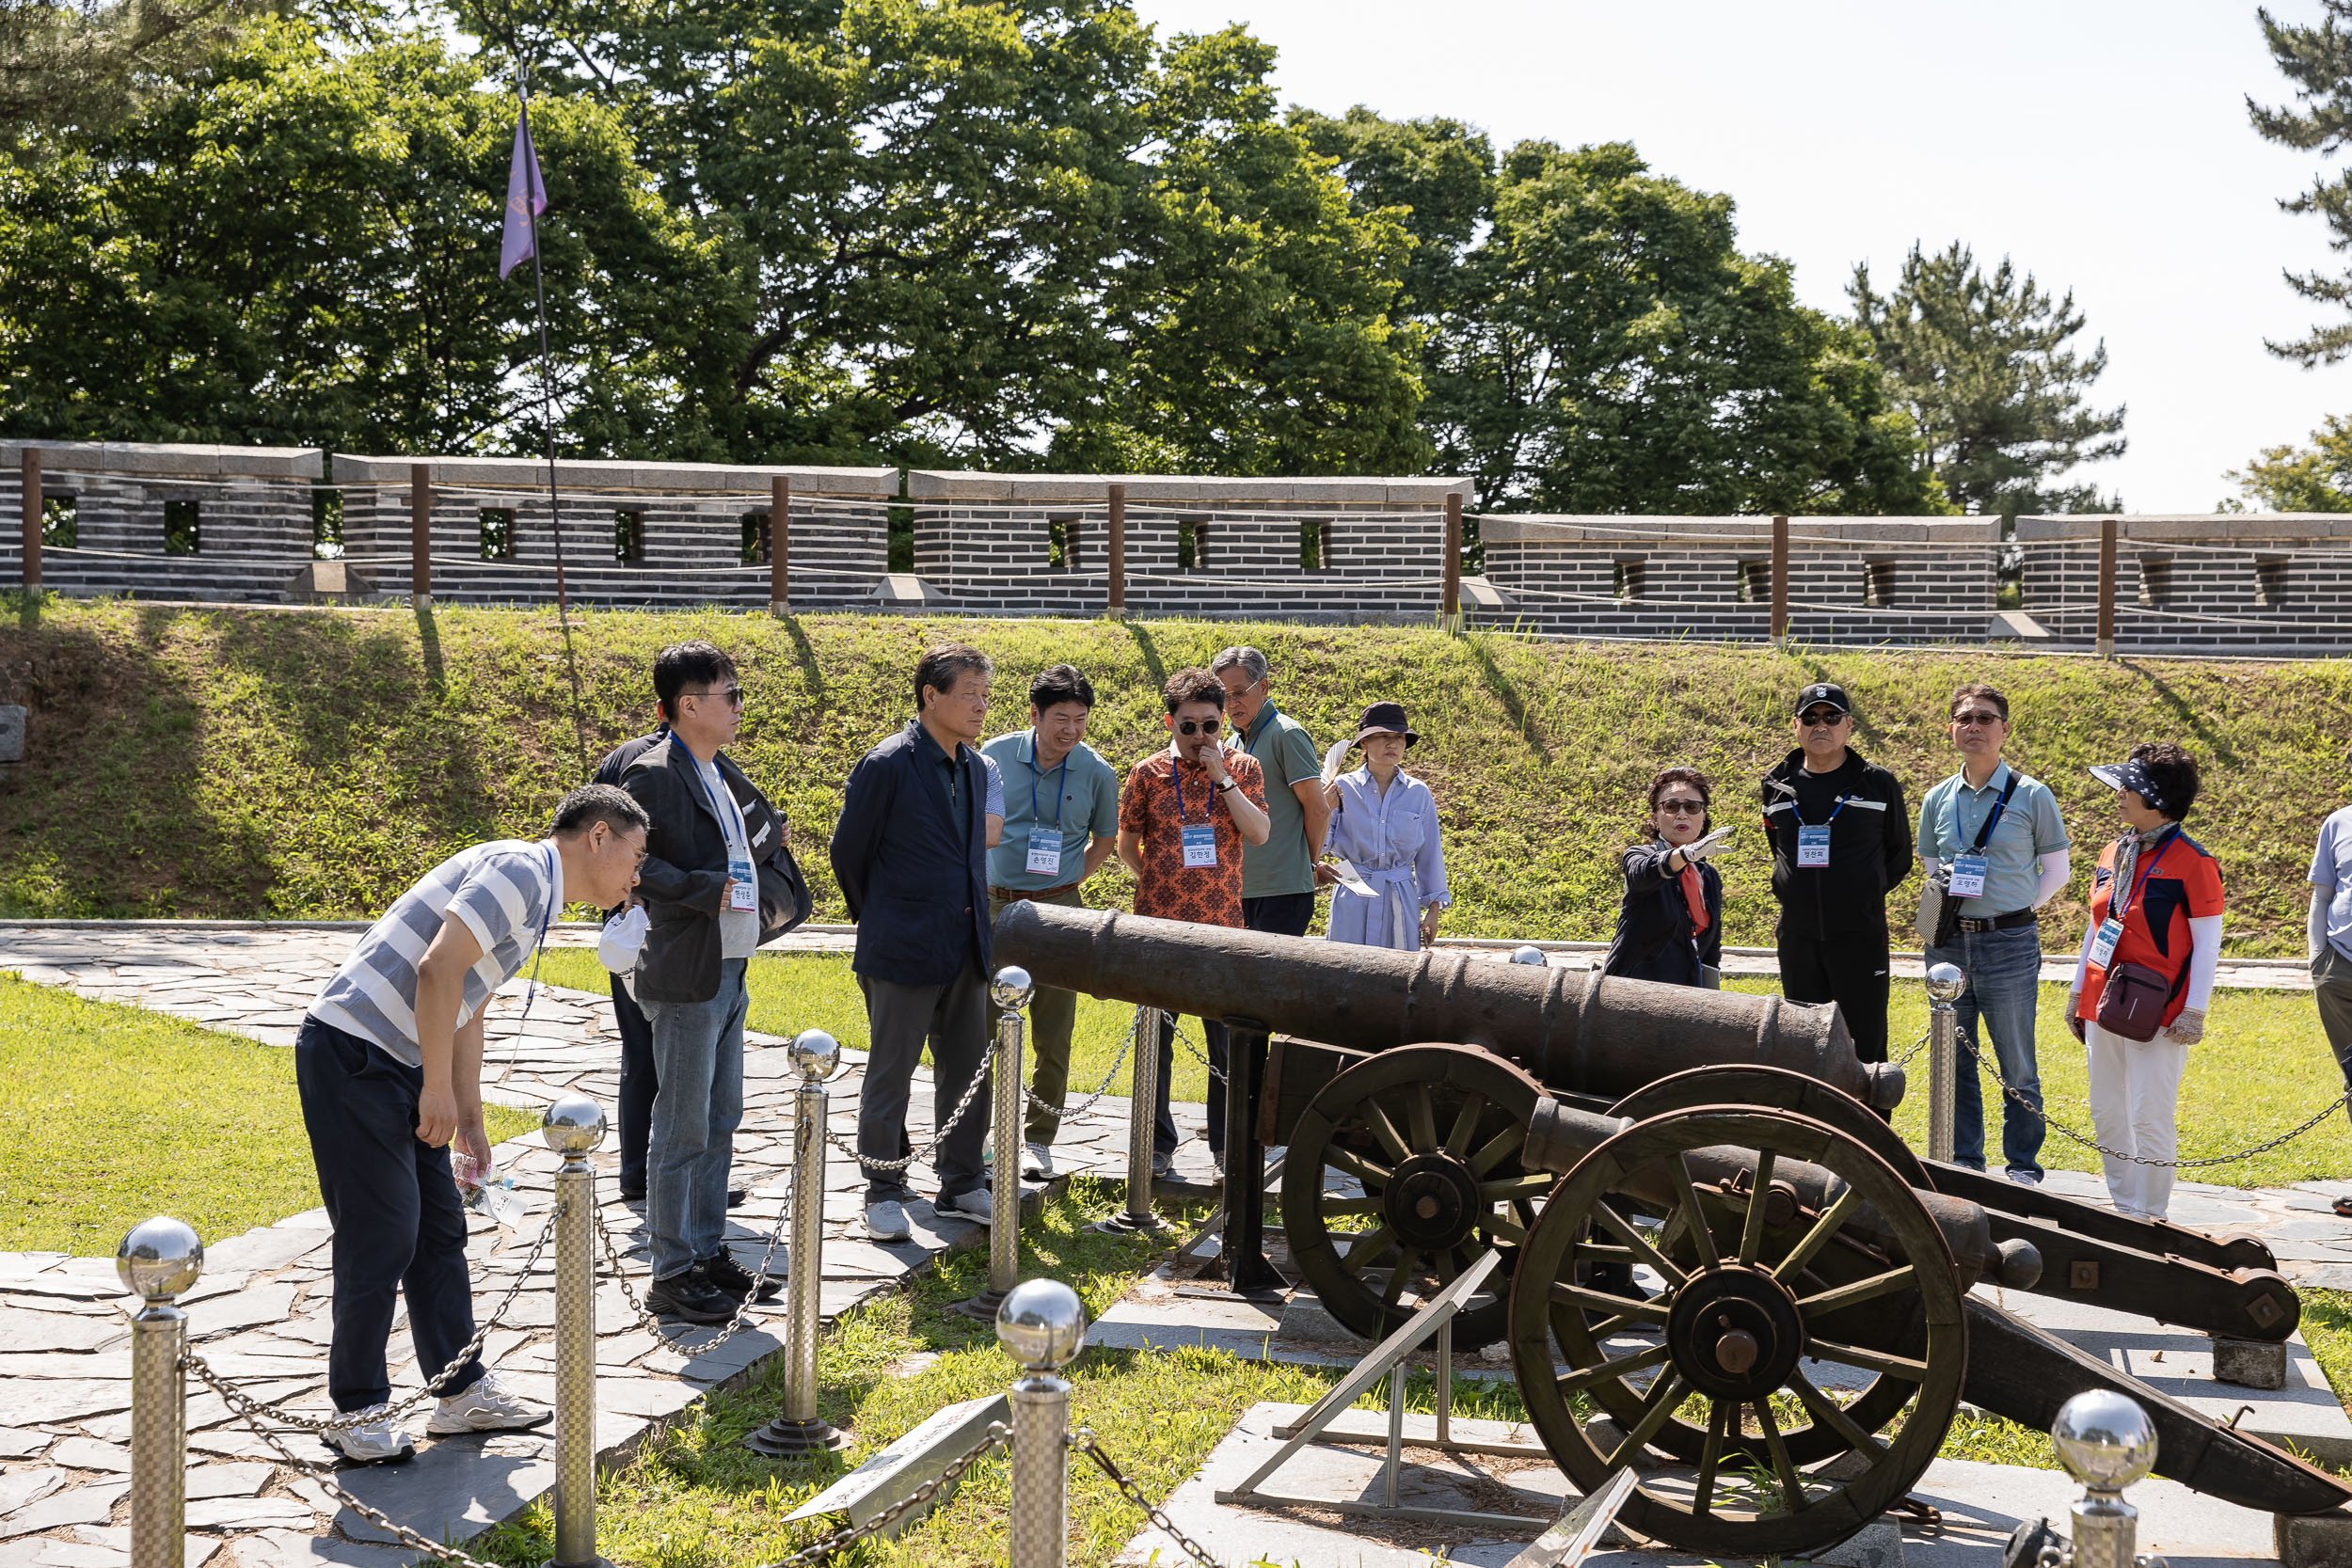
1608, 1065, 1931, 1190
1282, 1043, 1550, 1349
1508, 1106, 1966, 1560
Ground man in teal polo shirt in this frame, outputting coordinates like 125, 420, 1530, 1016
981, 664, 1121, 1180
1213, 645, 1330, 941
1917, 682, 2072, 1183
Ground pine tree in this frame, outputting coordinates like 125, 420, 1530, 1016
2251, 0, 2352, 364
1849, 241, 2124, 517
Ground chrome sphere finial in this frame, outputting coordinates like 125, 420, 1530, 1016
1509, 945, 1547, 966
991, 965, 1036, 1012
117, 1216, 203, 1303
2051, 1390, 2157, 1492
542, 1095, 608, 1155
1925, 962, 1967, 1005
788, 1028, 841, 1083
995, 1278, 1087, 1372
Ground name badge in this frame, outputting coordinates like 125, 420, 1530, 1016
1182, 823, 1218, 868
2088, 915, 2123, 969
1025, 832, 1063, 878
1796, 825, 1831, 868
1948, 852, 1989, 899
728, 853, 757, 911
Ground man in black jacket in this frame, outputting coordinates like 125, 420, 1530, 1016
1759, 682, 1913, 1064
830, 643, 998, 1244
616, 641, 796, 1325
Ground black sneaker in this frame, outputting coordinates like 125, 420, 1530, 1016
618, 1180, 646, 1202
645, 1264, 738, 1325
701, 1250, 781, 1304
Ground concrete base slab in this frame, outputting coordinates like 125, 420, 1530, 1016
2277, 1508, 2352, 1568
2217, 1337, 2294, 1391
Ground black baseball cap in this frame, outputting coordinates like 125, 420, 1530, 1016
1792, 682, 1851, 719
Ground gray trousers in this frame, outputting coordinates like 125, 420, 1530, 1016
857, 957, 991, 1202
2316, 944, 2352, 1124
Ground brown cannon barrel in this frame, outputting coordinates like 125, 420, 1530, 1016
993, 902, 1899, 1109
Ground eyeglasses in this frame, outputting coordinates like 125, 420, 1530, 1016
1799, 709, 1847, 727
1657, 799, 1707, 815
1176, 718, 1222, 736
1952, 711, 2003, 727
685, 686, 744, 706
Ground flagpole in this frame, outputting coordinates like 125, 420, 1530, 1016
516, 67, 589, 772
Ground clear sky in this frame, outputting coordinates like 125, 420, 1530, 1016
1131, 0, 2348, 513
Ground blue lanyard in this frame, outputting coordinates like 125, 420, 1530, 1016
2110, 828, 2178, 927
1799, 792, 1852, 829
1244, 704, 1279, 763
1948, 772, 2015, 854
1170, 756, 1206, 824
1029, 732, 1068, 831
693, 758, 744, 855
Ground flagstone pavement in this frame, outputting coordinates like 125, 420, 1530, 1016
0, 920, 2341, 1568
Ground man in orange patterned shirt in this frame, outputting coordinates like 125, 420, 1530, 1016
1119, 667, 1270, 1177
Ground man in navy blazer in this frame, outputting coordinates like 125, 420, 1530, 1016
831, 643, 999, 1242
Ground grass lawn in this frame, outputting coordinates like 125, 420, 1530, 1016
533, 948, 2352, 1190
0, 973, 539, 1255
471, 1181, 2064, 1568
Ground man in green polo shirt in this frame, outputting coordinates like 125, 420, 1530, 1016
1215, 646, 1331, 943
980, 664, 1121, 1180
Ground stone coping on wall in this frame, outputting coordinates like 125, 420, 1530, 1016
904, 469, 1475, 504
328, 453, 900, 496
1480, 514, 2001, 546
0, 439, 325, 481
2015, 513, 2352, 544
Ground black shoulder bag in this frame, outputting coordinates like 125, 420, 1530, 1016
1915, 772, 2019, 949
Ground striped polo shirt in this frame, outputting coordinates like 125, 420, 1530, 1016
311, 839, 562, 1069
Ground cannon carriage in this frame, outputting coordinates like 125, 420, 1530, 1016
994, 901, 2348, 1559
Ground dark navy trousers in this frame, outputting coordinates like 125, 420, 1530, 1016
612, 974, 659, 1191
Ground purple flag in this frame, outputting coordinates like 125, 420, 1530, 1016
499, 109, 547, 279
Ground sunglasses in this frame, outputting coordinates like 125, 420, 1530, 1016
1799, 709, 1847, 726
1176, 718, 1222, 736
1952, 711, 2003, 727
687, 686, 745, 706
1657, 799, 1707, 815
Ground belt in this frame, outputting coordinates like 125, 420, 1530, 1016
990, 881, 1083, 904
1956, 909, 2037, 933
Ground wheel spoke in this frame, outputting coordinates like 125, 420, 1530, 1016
1607, 1373, 1689, 1469
1788, 1370, 1888, 1462
1362, 1099, 1412, 1164
1549, 1281, 1667, 1323
1443, 1090, 1487, 1157
1477, 1173, 1556, 1202
1379, 1253, 1416, 1311
1589, 1200, 1691, 1289
1668, 1151, 1722, 1270
1753, 1398, 1805, 1513
1485, 1213, 1529, 1244
1692, 1400, 1730, 1517
1433, 1246, 1459, 1286
1770, 1188, 1865, 1284
1737, 1148, 1778, 1265
1406, 1085, 1438, 1154
1805, 1337, 1928, 1381
1794, 1263, 1916, 1320
1469, 1123, 1526, 1176
1337, 1226, 1398, 1276
1325, 1147, 1392, 1190
1555, 1342, 1673, 1397
1317, 1195, 1384, 1218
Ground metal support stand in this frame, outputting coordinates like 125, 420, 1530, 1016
1215, 1016, 1283, 1295
119, 1217, 201, 1568
1926, 961, 1965, 1165
1091, 1006, 1166, 1235
747, 1030, 852, 1456
954, 969, 1032, 1321
541, 1096, 614, 1568
1171, 1151, 1284, 1263
998, 1279, 1087, 1568
1219, 1249, 1552, 1533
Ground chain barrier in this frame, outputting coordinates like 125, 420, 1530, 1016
1962, 1037, 2352, 1169
1166, 1012, 1227, 1086
757, 1423, 1010, 1567
1890, 1024, 1931, 1072
1070, 1427, 1232, 1568
183, 1353, 515, 1568
1025, 1004, 1143, 1127
827, 1048, 996, 1175
592, 1196, 789, 1357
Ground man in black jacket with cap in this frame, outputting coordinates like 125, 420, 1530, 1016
1759, 681, 1913, 1065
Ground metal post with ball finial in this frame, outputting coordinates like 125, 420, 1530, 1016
1926, 961, 1966, 1164
2049, 1389, 2167, 1568
119, 1216, 202, 1568
998, 1279, 1088, 1568
955, 968, 1032, 1320
541, 1094, 616, 1568
746, 1029, 852, 1456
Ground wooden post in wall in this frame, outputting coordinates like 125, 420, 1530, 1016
19, 447, 40, 593
2095, 515, 2118, 660
1105, 483, 1126, 618
1442, 490, 1463, 627
770, 474, 789, 615
1769, 514, 1790, 645
409, 463, 432, 609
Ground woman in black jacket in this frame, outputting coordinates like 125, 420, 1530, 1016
1602, 767, 1730, 987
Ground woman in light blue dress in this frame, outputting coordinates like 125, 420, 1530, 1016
1319, 702, 1450, 950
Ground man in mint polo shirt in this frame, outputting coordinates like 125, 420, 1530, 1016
1917, 683, 2073, 1184
1214, 645, 1330, 941
981, 664, 1121, 1180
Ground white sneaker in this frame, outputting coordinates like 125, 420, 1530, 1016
865, 1198, 911, 1242
1021, 1142, 1054, 1180
1150, 1149, 1172, 1180
939, 1187, 994, 1225
426, 1371, 551, 1435
326, 1403, 416, 1465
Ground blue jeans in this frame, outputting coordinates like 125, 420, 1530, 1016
642, 958, 748, 1279
1927, 924, 2046, 1177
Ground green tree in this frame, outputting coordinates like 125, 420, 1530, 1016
2, 0, 268, 134
2226, 415, 2352, 510
2251, 1, 2352, 364
1850, 241, 2124, 517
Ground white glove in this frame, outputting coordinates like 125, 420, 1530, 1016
1678, 826, 1734, 863
598, 905, 649, 972
2163, 1006, 2206, 1046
